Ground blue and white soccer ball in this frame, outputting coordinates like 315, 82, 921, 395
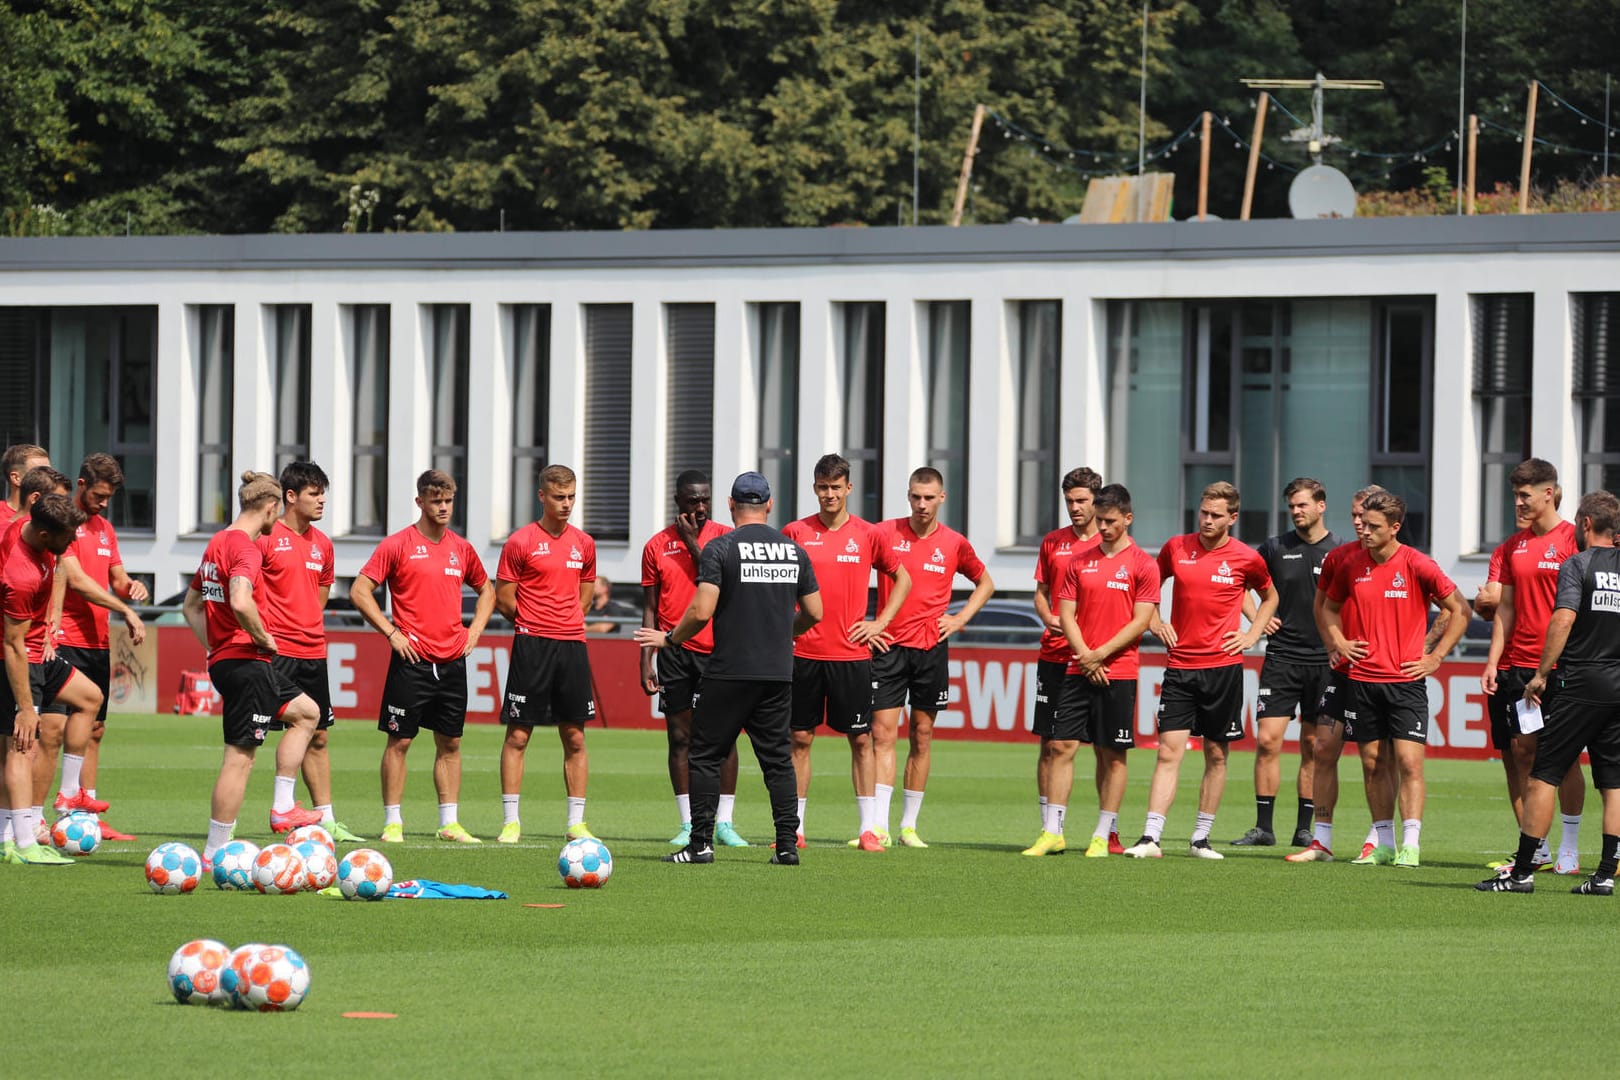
558, 837, 612, 888
212, 840, 261, 891
168, 938, 232, 1005
145, 842, 203, 894
50, 812, 101, 856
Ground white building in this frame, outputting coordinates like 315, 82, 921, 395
2, 215, 1617, 597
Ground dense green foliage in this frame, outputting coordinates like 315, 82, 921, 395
3, 1, 1617, 233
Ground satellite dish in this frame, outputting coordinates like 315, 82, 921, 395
1289, 164, 1357, 219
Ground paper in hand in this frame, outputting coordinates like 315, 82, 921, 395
1515, 697, 1545, 735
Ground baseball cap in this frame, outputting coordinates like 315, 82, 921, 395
731, 471, 771, 504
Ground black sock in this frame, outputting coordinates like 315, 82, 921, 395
1296, 799, 1314, 835
1600, 834, 1619, 879
1255, 796, 1275, 833
1512, 832, 1543, 879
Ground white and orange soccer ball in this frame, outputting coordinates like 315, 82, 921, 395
336, 848, 393, 900
285, 824, 335, 852
51, 812, 101, 856
250, 843, 304, 895
558, 837, 612, 888
145, 842, 203, 894
212, 840, 261, 891
296, 842, 339, 890
226, 944, 311, 1012
221, 944, 268, 1009
168, 939, 232, 1005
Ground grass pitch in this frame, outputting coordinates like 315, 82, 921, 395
2, 714, 1615, 1078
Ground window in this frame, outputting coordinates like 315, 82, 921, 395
0, 309, 45, 447
926, 301, 970, 532
1471, 295, 1533, 547
1575, 293, 1620, 493
583, 304, 632, 542
428, 304, 470, 532
665, 304, 715, 522
195, 305, 234, 529
1106, 300, 1182, 543
1015, 301, 1061, 545
1371, 302, 1434, 548
755, 302, 800, 526
508, 304, 551, 531
838, 303, 885, 523
348, 305, 389, 535
272, 305, 311, 471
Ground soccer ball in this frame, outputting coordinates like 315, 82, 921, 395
558, 837, 612, 888
51, 812, 101, 856
336, 848, 393, 900
296, 842, 339, 890
285, 824, 335, 852
168, 939, 232, 1005
221, 943, 269, 1009
230, 944, 312, 1012
145, 842, 203, 894
212, 840, 261, 891
250, 843, 305, 895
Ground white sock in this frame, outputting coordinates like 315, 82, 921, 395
438, 802, 458, 828
1144, 812, 1167, 843
1363, 824, 1378, 847
566, 797, 586, 827
1047, 803, 1066, 836
675, 793, 691, 824
31, 805, 43, 831
502, 794, 520, 825
0, 808, 12, 843
84, 788, 96, 800
1559, 814, 1581, 857
716, 794, 735, 825
796, 798, 807, 833
1190, 812, 1215, 844
60, 753, 85, 796
900, 789, 925, 830
1095, 810, 1118, 840
1401, 818, 1421, 848
383, 804, 403, 827
316, 804, 334, 824
875, 784, 894, 832
1039, 794, 1048, 827
272, 775, 296, 813
1536, 836, 1552, 860
1314, 821, 1334, 849
204, 818, 234, 860
856, 796, 875, 834
1373, 819, 1395, 848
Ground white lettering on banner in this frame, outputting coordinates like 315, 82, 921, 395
1425, 677, 1447, 746
328, 643, 357, 709
740, 563, 799, 583
962, 660, 1027, 732
1447, 676, 1486, 748
466, 645, 511, 714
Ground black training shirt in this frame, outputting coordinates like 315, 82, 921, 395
697, 523, 819, 682
1255, 529, 1340, 663
1552, 546, 1620, 702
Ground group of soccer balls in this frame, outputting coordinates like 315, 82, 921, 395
144, 825, 395, 901
168, 939, 312, 1011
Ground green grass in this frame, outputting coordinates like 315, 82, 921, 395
2, 715, 1616, 1078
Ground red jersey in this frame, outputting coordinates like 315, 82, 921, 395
255, 520, 335, 660
1324, 543, 1457, 683
497, 522, 596, 641
360, 524, 488, 661
0, 503, 15, 530
57, 515, 123, 649
784, 514, 901, 662
1, 536, 57, 662
1497, 520, 1579, 670
0, 517, 25, 568
191, 528, 268, 664
640, 520, 731, 654
1316, 541, 1364, 673
874, 519, 988, 651
1156, 534, 1271, 670
1034, 526, 1101, 664
1055, 540, 1161, 679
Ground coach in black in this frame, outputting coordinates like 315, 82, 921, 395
1478, 490, 1620, 896
635, 472, 822, 864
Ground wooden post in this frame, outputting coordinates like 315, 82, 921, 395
949, 104, 987, 227
1466, 114, 1478, 215
1197, 110, 1212, 219
1518, 81, 1538, 214
1240, 92, 1269, 221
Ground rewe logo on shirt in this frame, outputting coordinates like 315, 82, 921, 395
1210, 559, 1235, 585
567, 545, 584, 570
837, 536, 861, 564
923, 547, 949, 575
1386, 570, 1408, 599
1594, 571, 1620, 611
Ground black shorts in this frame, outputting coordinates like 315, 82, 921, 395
270, 656, 335, 731
871, 644, 950, 713
1156, 666, 1245, 742
656, 645, 708, 716
1488, 667, 1556, 751
1053, 675, 1137, 749
0, 657, 76, 736
502, 636, 595, 728
43, 645, 108, 724
1031, 659, 1068, 739
210, 659, 303, 749
1256, 657, 1329, 723
1533, 695, 1620, 789
791, 657, 874, 735
1319, 669, 1356, 724
379, 655, 468, 740
1344, 680, 1429, 745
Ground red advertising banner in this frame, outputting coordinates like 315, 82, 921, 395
155, 627, 1501, 761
